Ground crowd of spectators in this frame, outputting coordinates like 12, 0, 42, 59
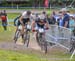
46, 8, 75, 32
45, 8, 75, 37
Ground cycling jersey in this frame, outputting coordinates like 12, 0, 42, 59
33, 13, 47, 28
21, 11, 32, 24
35, 18, 47, 28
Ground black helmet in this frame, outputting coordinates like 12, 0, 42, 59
42, 11, 46, 14
27, 10, 31, 15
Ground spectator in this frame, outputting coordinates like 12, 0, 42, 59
52, 11, 56, 16
46, 14, 50, 24
69, 15, 75, 31
49, 14, 56, 24
0, 10, 7, 31
51, 11, 59, 23
60, 8, 70, 28
57, 14, 63, 26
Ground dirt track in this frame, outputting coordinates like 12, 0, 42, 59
0, 33, 41, 52
0, 35, 68, 54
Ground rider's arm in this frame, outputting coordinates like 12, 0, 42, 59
14, 15, 21, 26
19, 16, 24, 26
31, 21, 35, 29
45, 20, 49, 29
14, 17, 19, 26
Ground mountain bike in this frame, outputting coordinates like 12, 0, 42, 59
14, 25, 23, 43
23, 23, 31, 47
36, 28, 47, 53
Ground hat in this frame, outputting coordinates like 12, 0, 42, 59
69, 14, 74, 17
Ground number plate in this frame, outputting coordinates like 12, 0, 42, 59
38, 28, 44, 33
18, 25, 22, 30
27, 25, 31, 29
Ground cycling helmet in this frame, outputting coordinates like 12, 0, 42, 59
42, 11, 46, 14
27, 10, 31, 15
39, 14, 45, 20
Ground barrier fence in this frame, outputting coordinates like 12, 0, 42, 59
45, 25, 75, 59
46, 25, 72, 49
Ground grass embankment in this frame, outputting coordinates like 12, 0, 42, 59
0, 50, 48, 61
0, 49, 74, 61
7, 13, 20, 19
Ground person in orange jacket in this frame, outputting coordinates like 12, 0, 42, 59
0, 10, 7, 31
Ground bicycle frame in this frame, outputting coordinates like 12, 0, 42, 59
23, 23, 31, 47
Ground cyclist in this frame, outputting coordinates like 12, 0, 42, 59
40, 11, 47, 20
13, 11, 32, 42
19, 10, 32, 35
14, 15, 21, 31
32, 13, 49, 41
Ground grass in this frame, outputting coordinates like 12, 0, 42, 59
7, 13, 20, 19
0, 49, 74, 61
0, 26, 15, 42
0, 50, 48, 61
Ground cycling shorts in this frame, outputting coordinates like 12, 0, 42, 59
22, 18, 30, 25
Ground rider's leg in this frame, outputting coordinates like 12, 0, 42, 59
13, 26, 18, 40
14, 21, 21, 40
21, 25, 25, 35
15, 21, 20, 33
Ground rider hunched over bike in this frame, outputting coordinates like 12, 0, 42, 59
32, 11, 49, 40
31, 11, 49, 53
14, 11, 32, 30
19, 10, 32, 35
14, 11, 32, 43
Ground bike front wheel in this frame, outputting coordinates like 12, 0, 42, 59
23, 31, 30, 47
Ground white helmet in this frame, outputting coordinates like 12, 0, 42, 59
39, 15, 45, 20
